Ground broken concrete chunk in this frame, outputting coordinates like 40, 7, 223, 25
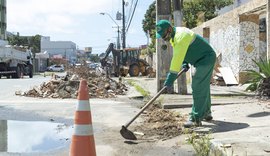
17, 66, 128, 99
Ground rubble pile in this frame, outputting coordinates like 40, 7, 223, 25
16, 65, 128, 99
134, 106, 185, 140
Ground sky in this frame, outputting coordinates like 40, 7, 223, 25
6, 0, 154, 54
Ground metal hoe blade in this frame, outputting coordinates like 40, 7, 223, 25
120, 126, 137, 140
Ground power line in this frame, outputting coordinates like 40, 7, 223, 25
125, 0, 138, 33
126, 0, 134, 25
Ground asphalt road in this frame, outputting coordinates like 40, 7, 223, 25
0, 74, 195, 156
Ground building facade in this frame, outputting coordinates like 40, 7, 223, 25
40, 36, 77, 64
192, 0, 267, 84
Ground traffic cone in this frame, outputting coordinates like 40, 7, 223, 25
70, 79, 96, 156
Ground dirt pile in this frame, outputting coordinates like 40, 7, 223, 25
16, 65, 128, 98
134, 106, 186, 140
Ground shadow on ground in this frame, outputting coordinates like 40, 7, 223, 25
247, 111, 270, 118
205, 120, 249, 133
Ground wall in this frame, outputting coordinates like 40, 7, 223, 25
192, 0, 267, 83
239, 15, 260, 72
210, 25, 240, 75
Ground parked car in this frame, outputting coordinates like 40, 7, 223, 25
47, 64, 65, 72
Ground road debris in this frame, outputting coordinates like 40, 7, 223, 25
16, 65, 128, 98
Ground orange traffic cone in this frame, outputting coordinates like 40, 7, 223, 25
70, 79, 96, 156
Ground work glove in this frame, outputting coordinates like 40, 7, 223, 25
182, 62, 190, 72
164, 72, 177, 87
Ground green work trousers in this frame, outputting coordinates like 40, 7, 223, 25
191, 52, 216, 121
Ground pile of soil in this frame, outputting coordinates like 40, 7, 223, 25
134, 105, 186, 140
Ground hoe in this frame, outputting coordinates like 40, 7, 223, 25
120, 69, 186, 140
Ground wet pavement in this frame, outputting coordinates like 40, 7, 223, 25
0, 120, 72, 153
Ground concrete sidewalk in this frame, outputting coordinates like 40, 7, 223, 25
172, 98, 270, 156
126, 77, 270, 156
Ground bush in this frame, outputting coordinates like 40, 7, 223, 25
245, 58, 270, 97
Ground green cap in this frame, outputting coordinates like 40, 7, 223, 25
156, 20, 171, 39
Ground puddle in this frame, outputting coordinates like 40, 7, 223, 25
0, 120, 73, 153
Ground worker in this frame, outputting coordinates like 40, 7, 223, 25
156, 20, 216, 128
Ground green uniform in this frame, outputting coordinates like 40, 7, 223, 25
169, 27, 216, 121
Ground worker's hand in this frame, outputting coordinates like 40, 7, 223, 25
182, 62, 190, 72
164, 72, 177, 87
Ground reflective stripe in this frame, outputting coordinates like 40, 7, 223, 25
74, 124, 93, 136
76, 100, 90, 111
0, 71, 16, 74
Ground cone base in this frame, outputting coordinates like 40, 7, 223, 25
70, 135, 96, 156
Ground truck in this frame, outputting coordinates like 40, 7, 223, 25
0, 46, 33, 79
100, 43, 153, 77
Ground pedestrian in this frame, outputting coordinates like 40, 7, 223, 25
156, 19, 216, 128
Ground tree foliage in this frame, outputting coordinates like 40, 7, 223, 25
142, 1, 156, 55
142, 0, 233, 55
183, 0, 233, 28
7, 34, 41, 54
90, 54, 100, 63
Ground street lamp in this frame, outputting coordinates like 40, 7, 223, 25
100, 12, 121, 49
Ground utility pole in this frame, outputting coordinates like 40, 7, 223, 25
173, 0, 187, 94
122, 0, 126, 49
267, 1, 270, 60
113, 26, 121, 49
156, 0, 172, 91
117, 26, 121, 49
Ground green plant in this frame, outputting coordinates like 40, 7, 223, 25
126, 79, 150, 98
186, 132, 211, 156
245, 58, 270, 97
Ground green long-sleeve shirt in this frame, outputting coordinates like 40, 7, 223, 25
169, 27, 215, 73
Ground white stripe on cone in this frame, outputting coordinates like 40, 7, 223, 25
76, 100, 91, 111
74, 124, 94, 136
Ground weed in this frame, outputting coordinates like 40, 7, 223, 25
126, 79, 150, 98
186, 132, 211, 156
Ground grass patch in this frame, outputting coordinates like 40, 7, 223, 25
40, 72, 55, 77
186, 132, 212, 156
126, 79, 150, 98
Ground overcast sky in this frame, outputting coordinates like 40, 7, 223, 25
6, 0, 154, 54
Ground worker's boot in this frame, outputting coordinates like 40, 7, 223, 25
188, 113, 195, 122
189, 112, 212, 122
183, 119, 202, 128
204, 112, 213, 121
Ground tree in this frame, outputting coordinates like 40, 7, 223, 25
142, 1, 156, 55
90, 54, 100, 63
7, 34, 41, 54
183, 0, 233, 28
142, 0, 234, 48
29, 35, 41, 54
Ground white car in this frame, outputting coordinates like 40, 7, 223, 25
47, 65, 65, 72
